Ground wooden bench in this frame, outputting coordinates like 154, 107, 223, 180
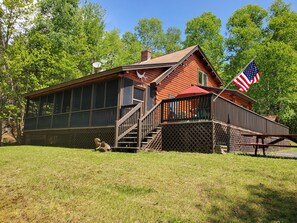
237, 143, 297, 156
239, 134, 297, 156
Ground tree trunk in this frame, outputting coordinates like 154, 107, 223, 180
16, 116, 23, 144
0, 119, 2, 146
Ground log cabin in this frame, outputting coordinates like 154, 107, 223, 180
24, 45, 288, 152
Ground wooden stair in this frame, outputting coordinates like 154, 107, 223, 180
114, 101, 162, 153
141, 127, 162, 149
112, 126, 162, 152
112, 129, 138, 152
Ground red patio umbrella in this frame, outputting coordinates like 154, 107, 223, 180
176, 86, 209, 98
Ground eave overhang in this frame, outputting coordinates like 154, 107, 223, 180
24, 63, 175, 99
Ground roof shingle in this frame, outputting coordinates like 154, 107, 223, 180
133, 46, 197, 65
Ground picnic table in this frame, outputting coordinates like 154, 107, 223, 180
238, 134, 297, 156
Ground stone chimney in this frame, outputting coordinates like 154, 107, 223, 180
141, 49, 152, 62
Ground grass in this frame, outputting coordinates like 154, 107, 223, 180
0, 146, 297, 223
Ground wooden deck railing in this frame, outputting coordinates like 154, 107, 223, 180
137, 101, 162, 147
115, 103, 142, 147
161, 94, 212, 122
114, 93, 289, 147
159, 93, 289, 135
212, 96, 289, 134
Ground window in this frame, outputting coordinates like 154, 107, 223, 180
133, 87, 144, 104
198, 71, 208, 86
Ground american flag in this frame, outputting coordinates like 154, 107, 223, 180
232, 60, 260, 92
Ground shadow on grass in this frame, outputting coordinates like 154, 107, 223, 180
208, 184, 297, 223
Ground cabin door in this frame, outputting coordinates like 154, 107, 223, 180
133, 86, 145, 114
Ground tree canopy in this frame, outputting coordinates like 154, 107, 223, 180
184, 12, 224, 71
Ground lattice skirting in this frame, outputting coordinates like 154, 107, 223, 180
161, 122, 213, 153
213, 121, 259, 152
147, 121, 289, 153
23, 127, 115, 149
143, 130, 162, 151
213, 121, 289, 152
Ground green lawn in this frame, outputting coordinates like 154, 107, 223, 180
0, 146, 297, 223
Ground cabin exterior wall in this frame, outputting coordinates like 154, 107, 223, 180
123, 68, 167, 84
220, 92, 252, 110
156, 54, 219, 101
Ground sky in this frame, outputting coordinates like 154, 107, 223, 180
91, 0, 297, 39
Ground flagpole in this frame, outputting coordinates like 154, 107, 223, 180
212, 56, 256, 102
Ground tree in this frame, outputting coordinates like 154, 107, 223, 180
134, 18, 165, 54
268, 0, 297, 50
0, 0, 34, 144
224, 1, 297, 132
121, 31, 143, 64
80, 2, 106, 72
184, 12, 224, 71
164, 27, 182, 54
224, 5, 268, 82
0, 0, 108, 143
266, 0, 297, 132
32, 0, 88, 82
100, 29, 125, 69
247, 42, 297, 113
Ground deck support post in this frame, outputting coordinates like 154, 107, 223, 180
137, 118, 142, 148
115, 121, 119, 147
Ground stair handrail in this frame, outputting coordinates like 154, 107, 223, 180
137, 101, 162, 147
115, 102, 142, 147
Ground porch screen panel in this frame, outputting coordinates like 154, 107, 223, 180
72, 87, 82, 111
47, 95, 54, 114
81, 85, 92, 110
94, 82, 105, 108
92, 108, 117, 126
105, 79, 118, 107
24, 118, 37, 130
123, 78, 133, 105
25, 98, 39, 130
52, 114, 69, 128
39, 96, 47, 116
27, 98, 40, 118
37, 116, 51, 129
70, 111, 90, 127
39, 94, 54, 116
54, 92, 63, 114
62, 90, 71, 113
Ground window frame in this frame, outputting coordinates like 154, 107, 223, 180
133, 86, 145, 105
198, 70, 208, 86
